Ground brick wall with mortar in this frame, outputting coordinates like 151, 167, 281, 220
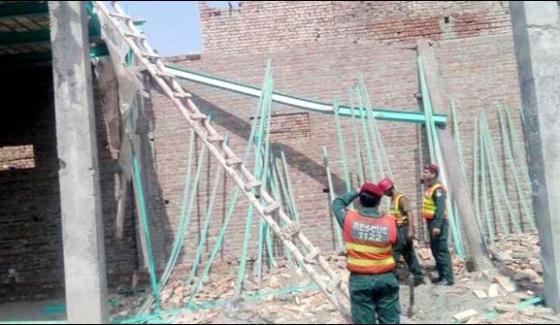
199, 1, 512, 56
153, 41, 421, 264
151, 0, 531, 267
434, 34, 532, 237
0, 66, 138, 302
0, 1, 530, 301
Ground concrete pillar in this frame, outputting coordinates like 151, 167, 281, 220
49, 2, 108, 323
417, 41, 494, 273
510, 1, 560, 312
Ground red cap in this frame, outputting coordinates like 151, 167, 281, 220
424, 163, 439, 174
360, 182, 384, 197
377, 177, 395, 192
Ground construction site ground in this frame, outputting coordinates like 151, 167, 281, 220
2, 233, 558, 324
107, 233, 558, 324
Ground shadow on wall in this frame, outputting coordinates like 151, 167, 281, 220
188, 93, 347, 252
138, 84, 176, 275
94, 66, 177, 283
190, 93, 346, 190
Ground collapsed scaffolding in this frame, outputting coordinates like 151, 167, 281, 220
40, 2, 538, 323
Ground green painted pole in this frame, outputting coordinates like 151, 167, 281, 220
479, 116, 494, 242
350, 91, 365, 185
356, 87, 377, 180
186, 137, 228, 285
132, 155, 161, 310
237, 65, 273, 294
323, 146, 344, 250
333, 99, 352, 193
498, 109, 534, 232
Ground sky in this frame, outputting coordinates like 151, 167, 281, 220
119, 1, 236, 56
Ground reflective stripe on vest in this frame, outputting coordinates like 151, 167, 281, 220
390, 194, 407, 226
343, 210, 397, 274
422, 183, 443, 220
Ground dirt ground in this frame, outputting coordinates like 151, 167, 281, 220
2, 233, 558, 324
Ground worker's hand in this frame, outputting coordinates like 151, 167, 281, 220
432, 228, 441, 237
356, 186, 361, 193
407, 229, 415, 240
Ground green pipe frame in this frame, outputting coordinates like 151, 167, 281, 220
132, 155, 161, 310
333, 99, 352, 193
322, 146, 344, 250
498, 109, 534, 232
186, 137, 228, 285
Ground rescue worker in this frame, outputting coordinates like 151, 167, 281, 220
332, 182, 400, 324
378, 177, 424, 286
421, 164, 454, 286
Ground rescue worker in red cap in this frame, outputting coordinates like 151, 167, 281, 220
378, 177, 424, 286
332, 182, 401, 324
421, 164, 454, 286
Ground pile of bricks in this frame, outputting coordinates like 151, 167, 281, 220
489, 233, 543, 290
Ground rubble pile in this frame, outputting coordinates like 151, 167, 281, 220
489, 233, 543, 290
107, 236, 560, 324
110, 255, 347, 324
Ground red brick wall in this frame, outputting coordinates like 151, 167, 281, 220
152, 40, 420, 261
151, 1, 530, 264
0, 67, 138, 302
200, 1, 512, 56
434, 34, 532, 236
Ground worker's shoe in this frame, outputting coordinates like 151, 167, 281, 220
431, 276, 443, 284
414, 277, 425, 287
434, 279, 454, 286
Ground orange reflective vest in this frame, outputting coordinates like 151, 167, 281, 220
389, 194, 407, 226
422, 183, 446, 220
343, 210, 397, 274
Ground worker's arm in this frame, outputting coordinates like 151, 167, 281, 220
391, 218, 402, 252
432, 187, 447, 232
401, 196, 415, 239
331, 190, 359, 228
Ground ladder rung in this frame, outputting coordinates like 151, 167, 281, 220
125, 32, 146, 40
226, 157, 243, 167
208, 134, 225, 143
304, 248, 320, 263
263, 202, 280, 215
190, 113, 207, 121
281, 222, 301, 239
142, 53, 161, 59
157, 71, 174, 79
244, 179, 262, 191
172, 92, 190, 98
326, 275, 342, 293
110, 13, 132, 20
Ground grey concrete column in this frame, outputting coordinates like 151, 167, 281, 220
510, 1, 560, 313
49, 2, 108, 323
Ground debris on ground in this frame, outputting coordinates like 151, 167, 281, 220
107, 236, 560, 324
489, 233, 544, 290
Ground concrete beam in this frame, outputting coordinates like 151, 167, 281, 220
49, 2, 108, 323
510, 1, 560, 312
417, 41, 494, 272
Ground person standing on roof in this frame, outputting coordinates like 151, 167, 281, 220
421, 164, 454, 286
378, 177, 424, 286
331, 182, 401, 324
